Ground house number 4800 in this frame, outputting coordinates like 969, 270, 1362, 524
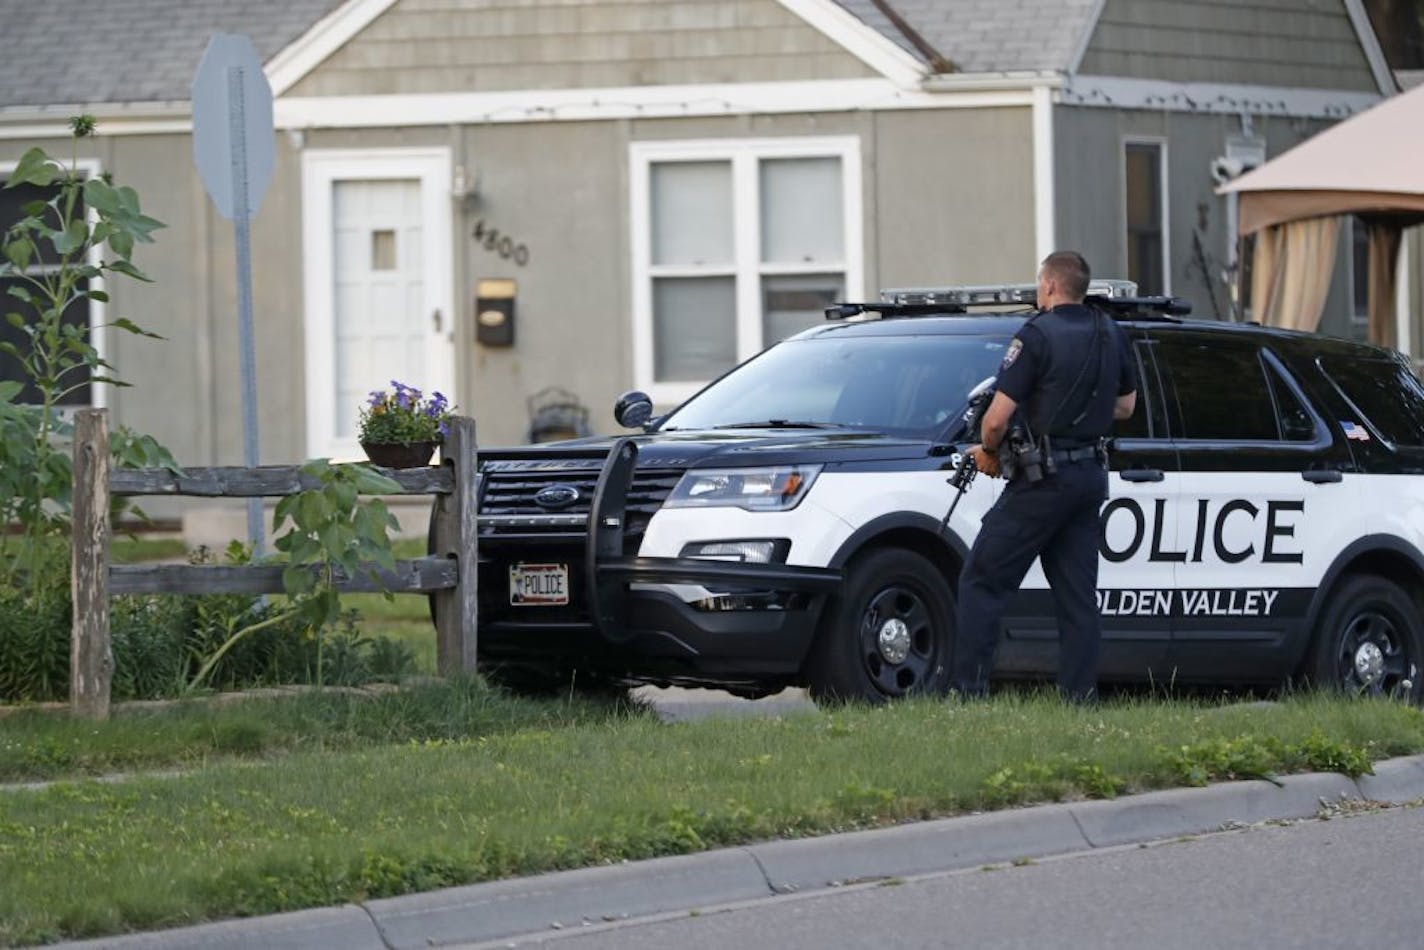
472, 219, 530, 267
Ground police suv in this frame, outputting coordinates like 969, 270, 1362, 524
450, 281, 1424, 704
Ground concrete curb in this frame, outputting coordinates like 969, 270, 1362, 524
55, 754, 1424, 950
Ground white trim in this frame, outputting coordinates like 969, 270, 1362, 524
1062, 75, 1381, 119
1342, 0, 1400, 96
1122, 136, 1171, 296
300, 148, 455, 460
0, 80, 1037, 140
1397, 230, 1413, 358
1031, 86, 1056, 264
265, 0, 400, 97
774, 0, 927, 88
1068, 0, 1109, 75
0, 157, 107, 410
276, 80, 1035, 130
0, 119, 192, 140
629, 136, 862, 407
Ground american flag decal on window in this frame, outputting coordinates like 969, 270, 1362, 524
1341, 421, 1371, 441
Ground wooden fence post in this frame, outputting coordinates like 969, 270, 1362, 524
433, 416, 478, 675
71, 408, 112, 720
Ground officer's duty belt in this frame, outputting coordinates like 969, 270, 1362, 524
1050, 445, 1102, 464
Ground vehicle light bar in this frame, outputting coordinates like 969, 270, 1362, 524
879, 279, 1139, 307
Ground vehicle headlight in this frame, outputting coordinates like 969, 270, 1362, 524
679, 539, 791, 563
664, 465, 821, 512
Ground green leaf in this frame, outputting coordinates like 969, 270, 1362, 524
5, 284, 33, 305
5, 148, 57, 188
82, 178, 122, 214
0, 381, 20, 402
3, 238, 34, 271
85, 289, 109, 303
350, 465, 401, 495
50, 219, 88, 256
108, 230, 134, 263
109, 317, 162, 339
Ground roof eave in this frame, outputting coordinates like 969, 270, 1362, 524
921, 71, 1066, 93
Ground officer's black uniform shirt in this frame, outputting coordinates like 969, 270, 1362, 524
996, 303, 1136, 446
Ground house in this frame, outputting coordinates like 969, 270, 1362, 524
0, 0, 1410, 483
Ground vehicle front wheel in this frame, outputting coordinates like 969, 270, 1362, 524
1309, 575, 1422, 702
805, 547, 954, 704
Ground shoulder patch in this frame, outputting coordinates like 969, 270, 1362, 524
1000, 338, 1023, 370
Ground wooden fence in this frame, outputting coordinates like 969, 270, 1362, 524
69, 410, 479, 719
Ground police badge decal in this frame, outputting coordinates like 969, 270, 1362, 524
1000, 338, 1023, 370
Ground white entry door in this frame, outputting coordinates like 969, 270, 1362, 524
303, 149, 454, 459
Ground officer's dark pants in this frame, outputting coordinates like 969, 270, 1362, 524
951, 459, 1109, 701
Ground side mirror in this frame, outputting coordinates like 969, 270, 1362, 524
613, 390, 655, 429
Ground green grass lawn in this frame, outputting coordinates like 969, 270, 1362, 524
1, 687, 1421, 946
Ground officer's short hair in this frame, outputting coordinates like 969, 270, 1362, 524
1040, 251, 1091, 301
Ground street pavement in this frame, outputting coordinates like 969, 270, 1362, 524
55, 754, 1424, 950
491, 802, 1424, 950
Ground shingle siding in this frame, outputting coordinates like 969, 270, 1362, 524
836, 0, 1103, 73
285, 0, 876, 97
1078, 0, 1378, 89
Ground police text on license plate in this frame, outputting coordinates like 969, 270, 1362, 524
509, 563, 569, 606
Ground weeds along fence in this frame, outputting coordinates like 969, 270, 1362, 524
69, 409, 478, 720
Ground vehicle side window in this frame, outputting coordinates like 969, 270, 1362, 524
1111, 340, 1155, 440
1156, 337, 1281, 441
1321, 357, 1424, 447
1262, 356, 1318, 442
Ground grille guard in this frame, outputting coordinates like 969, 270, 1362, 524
585, 438, 841, 642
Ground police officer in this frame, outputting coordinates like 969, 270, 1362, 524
950, 251, 1137, 702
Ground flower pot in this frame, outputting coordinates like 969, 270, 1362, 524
360, 440, 440, 469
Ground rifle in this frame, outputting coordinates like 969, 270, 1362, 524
940, 375, 997, 534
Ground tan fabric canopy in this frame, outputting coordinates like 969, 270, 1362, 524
1218, 82, 1423, 341
1220, 82, 1424, 236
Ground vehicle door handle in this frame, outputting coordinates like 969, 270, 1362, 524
1301, 469, 1343, 484
1119, 469, 1164, 483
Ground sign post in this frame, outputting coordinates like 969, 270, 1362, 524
192, 33, 275, 554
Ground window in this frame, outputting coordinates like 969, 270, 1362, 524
1323, 357, 1424, 447
1157, 337, 1316, 442
632, 138, 862, 403
1347, 216, 1370, 340
1111, 341, 1157, 440
1124, 141, 1167, 296
0, 169, 103, 406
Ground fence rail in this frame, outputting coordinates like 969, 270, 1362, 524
69, 410, 479, 719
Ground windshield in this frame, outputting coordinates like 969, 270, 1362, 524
659, 333, 1009, 436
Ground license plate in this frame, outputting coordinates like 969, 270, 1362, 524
509, 563, 569, 606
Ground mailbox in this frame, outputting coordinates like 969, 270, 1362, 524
475, 278, 516, 346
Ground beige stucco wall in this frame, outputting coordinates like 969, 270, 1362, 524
0, 102, 1038, 473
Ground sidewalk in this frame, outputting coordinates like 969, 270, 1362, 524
55, 754, 1424, 950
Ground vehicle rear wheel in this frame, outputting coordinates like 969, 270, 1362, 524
1309, 575, 1422, 702
805, 547, 954, 704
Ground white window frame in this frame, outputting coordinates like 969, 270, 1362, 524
300, 147, 454, 460
1121, 136, 1171, 296
630, 136, 863, 406
1, 157, 108, 409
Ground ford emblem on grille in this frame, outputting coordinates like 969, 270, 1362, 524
533, 485, 581, 510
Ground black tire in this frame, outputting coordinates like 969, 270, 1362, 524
805, 547, 955, 704
1309, 575, 1423, 702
